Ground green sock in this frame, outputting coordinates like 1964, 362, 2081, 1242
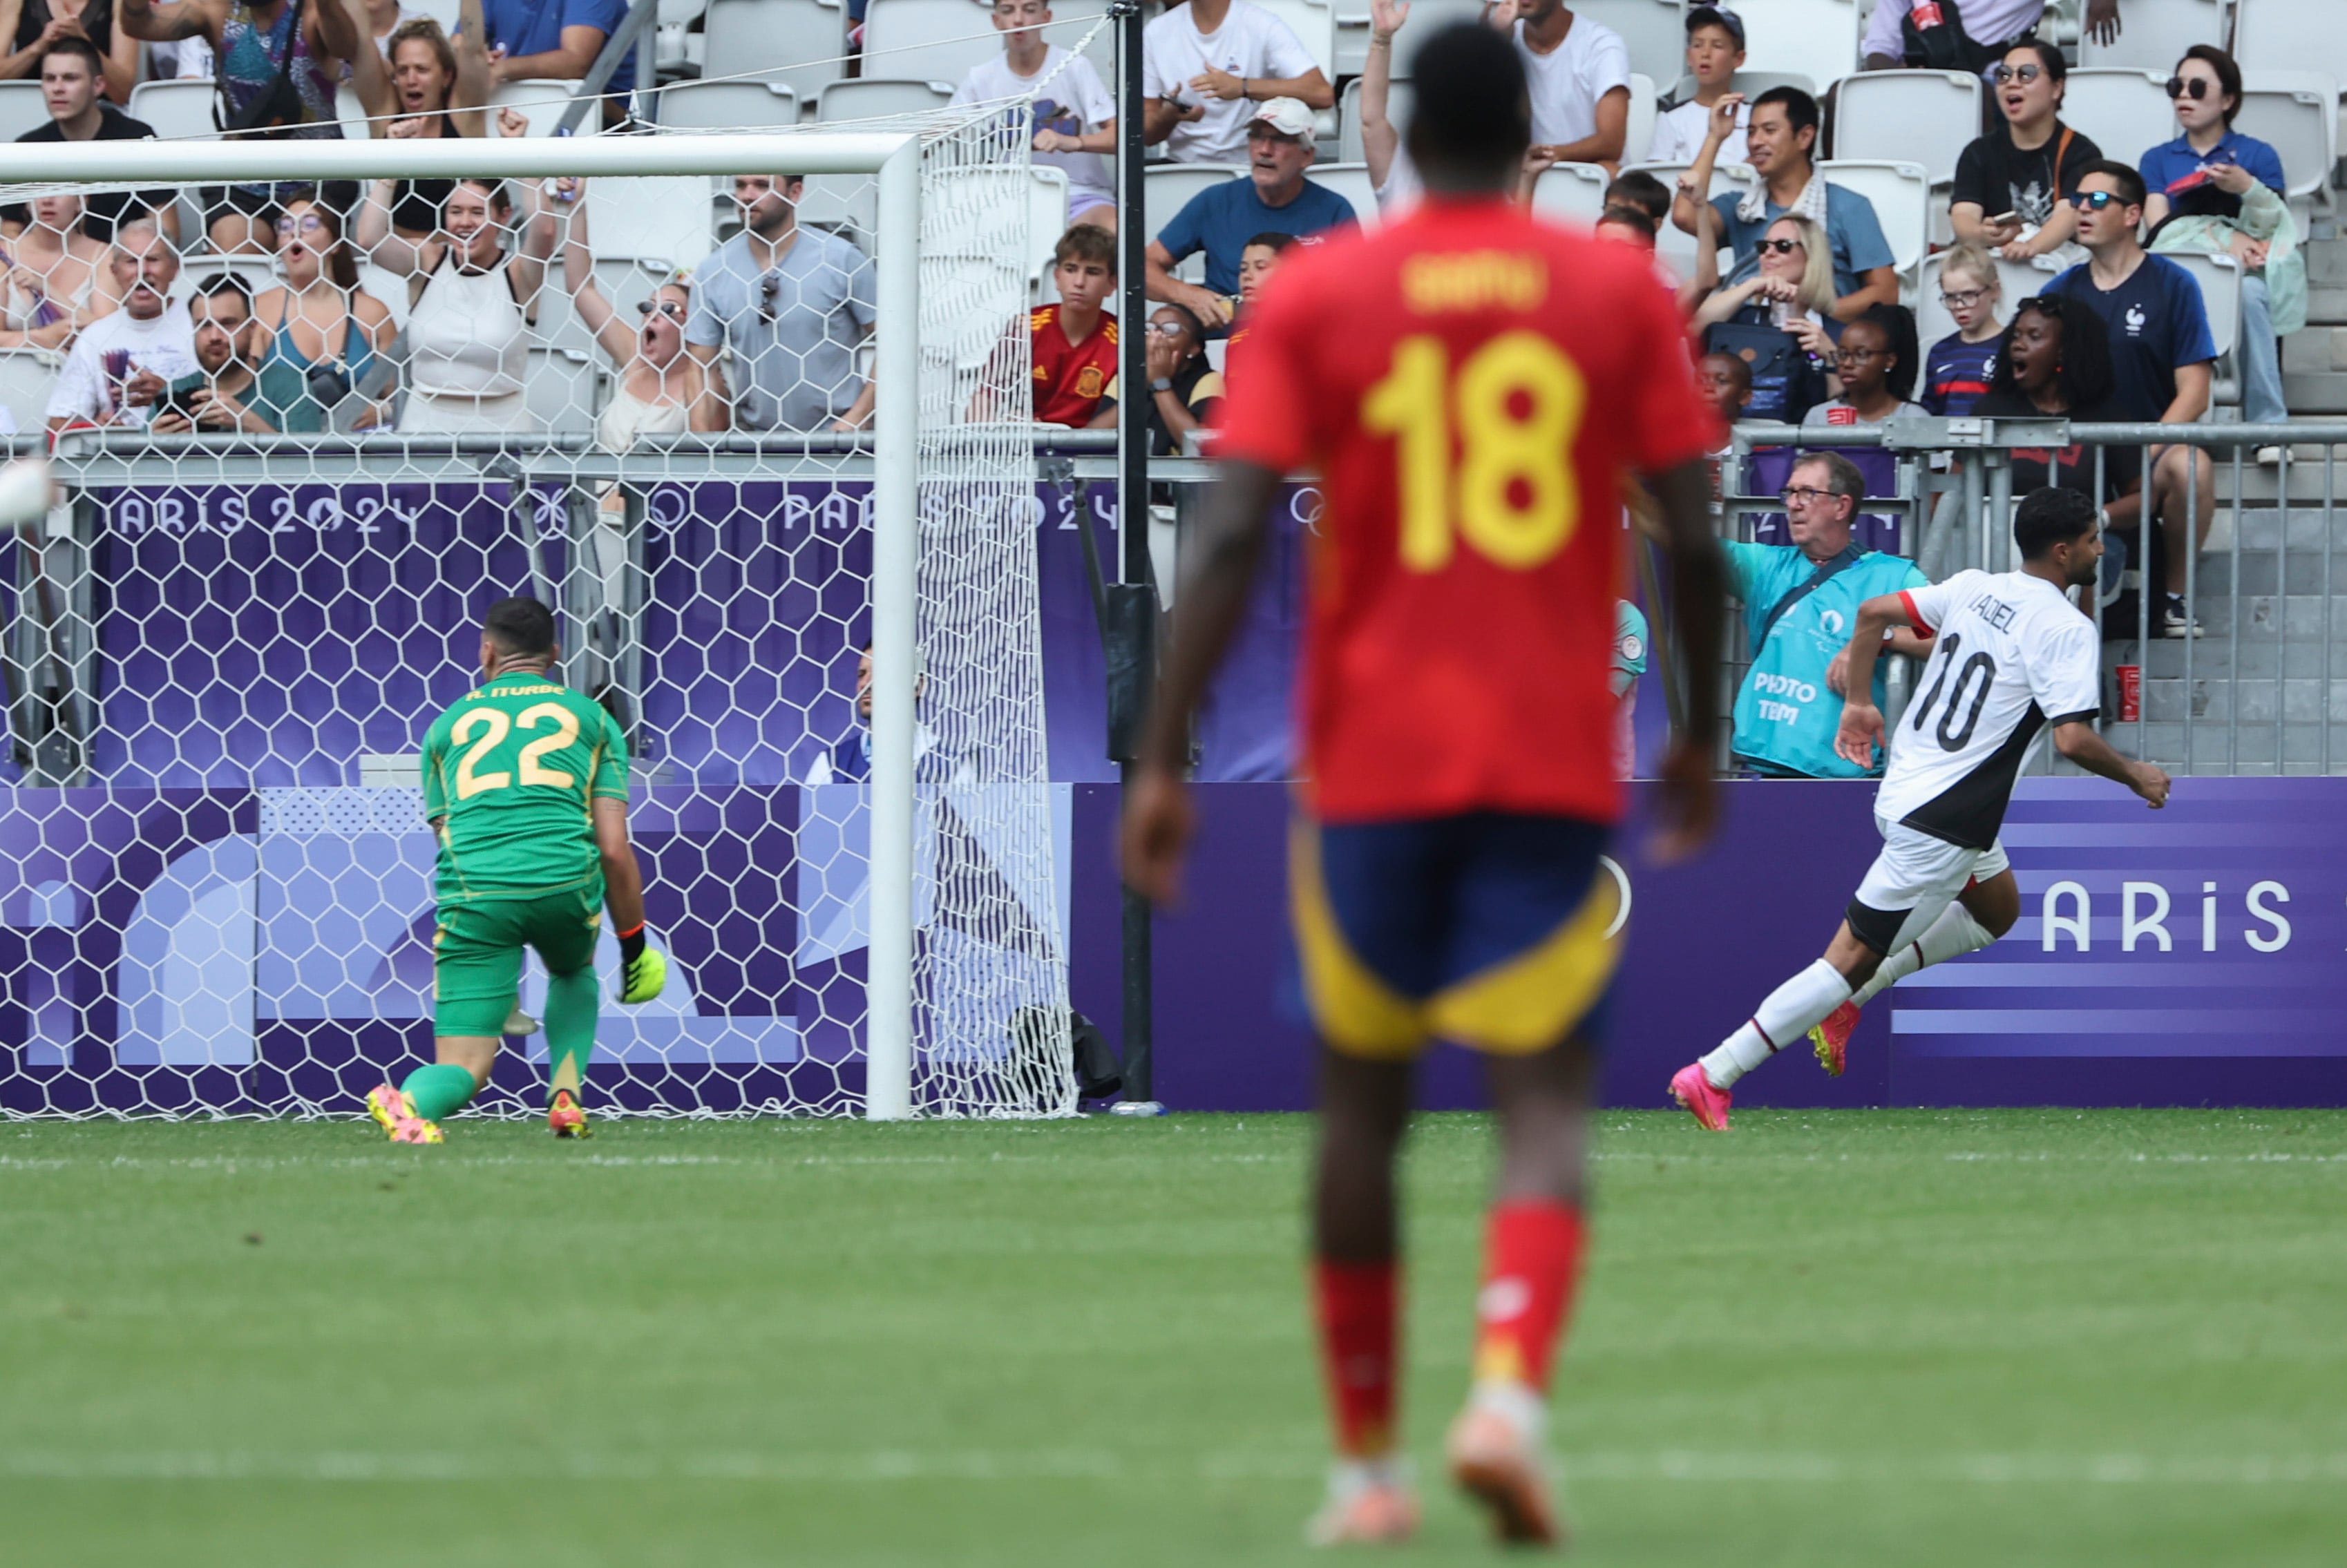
544, 966, 599, 1103
401, 1062, 479, 1122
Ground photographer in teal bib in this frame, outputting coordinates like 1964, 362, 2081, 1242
1728, 452, 1931, 778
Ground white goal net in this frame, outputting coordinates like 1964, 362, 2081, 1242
0, 104, 1079, 1119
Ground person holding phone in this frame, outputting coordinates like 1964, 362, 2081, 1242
1139, 0, 1331, 164
1950, 38, 2099, 263
150, 272, 276, 435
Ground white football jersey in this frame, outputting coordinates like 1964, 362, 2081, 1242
1874, 569, 2101, 848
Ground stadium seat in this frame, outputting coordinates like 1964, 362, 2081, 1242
1624, 72, 1657, 169
1249, 0, 1335, 78
1571, 0, 1695, 86
818, 79, 953, 122
358, 260, 412, 332
1530, 161, 1613, 226
1332, 0, 1479, 80
1622, 157, 1755, 277
1041, 0, 1117, 79
2079, 0, 2228, 71
1338, 77, 1411, 164
797, 175, 880, 243
334, 82, 367, 135
1733, 0, 1859, 93
1145, 163, 1242, 283
2234, 0, 2347, 99
491, 79, 580, 136
657, 80, 801, 128
0, 347, 56, 433
1027, 164, 1070, 298
0, 80, 42, 141
2234, 71, 2339, 207
1830, 69, 1978, 188
2167, 248, 2243, 365
584, 176, 719, 269
1816, 158, 1929, 276
410, 0, 460, 30
862, 0, 999, 93
178, 254, 277, 307
2060, 68, 2178, 173
1664, 69, 1817, 107
703, 0, 851, 104
126, 78, 218, 141
525, 345, 603, 434
1913, 249, 2062, 356
1310, 160, 1382, 233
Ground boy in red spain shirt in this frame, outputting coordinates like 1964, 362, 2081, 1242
1121, 23, 1727, 1548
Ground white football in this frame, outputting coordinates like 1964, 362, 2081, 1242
0, 457, 55, 526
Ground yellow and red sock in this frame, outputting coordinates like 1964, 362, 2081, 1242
1470, 1201, 1586, 1391
1312, 1257, 1398, 1459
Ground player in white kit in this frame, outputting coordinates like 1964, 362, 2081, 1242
1672, 486, 2172, 1129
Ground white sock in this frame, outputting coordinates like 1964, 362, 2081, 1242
1700, 959, 1852, 1090
1851, 904, 1999, 1006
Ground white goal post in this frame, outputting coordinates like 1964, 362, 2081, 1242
0, 117, 1074, 1121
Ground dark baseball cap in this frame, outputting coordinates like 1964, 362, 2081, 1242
1686, 5, 1745, 47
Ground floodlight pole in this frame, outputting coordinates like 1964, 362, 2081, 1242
1108, 0, 1163, 1116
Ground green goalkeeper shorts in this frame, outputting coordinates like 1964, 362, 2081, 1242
433, 886, 604, 1038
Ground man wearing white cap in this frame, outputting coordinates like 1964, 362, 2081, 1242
1145, 97, 1356, 329
1142, 0, 1333, 165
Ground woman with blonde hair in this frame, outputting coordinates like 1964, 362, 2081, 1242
555, 179, 725, 453
343, 0, 492, 243
0, 192, 114, 350
1919, 242, 2004, 417
1694, 213, 1836, 423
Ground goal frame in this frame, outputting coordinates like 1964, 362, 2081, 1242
5, 132, 927, 1120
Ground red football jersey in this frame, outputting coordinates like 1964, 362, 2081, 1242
1215, 198, 1720, 825
1030, 305, 1119, 427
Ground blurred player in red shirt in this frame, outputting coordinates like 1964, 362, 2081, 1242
1121, 21, 1728, 1549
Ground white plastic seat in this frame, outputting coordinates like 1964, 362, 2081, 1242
1248, 0, 1334, 78
0, 80, 45, 141
1623, 72, 1657, 170
490, 79, 580, 137
1027, 164, 1070, 298
1331, 0, 1479, 80
358, 260, 412, 332
1733, 0, 1860, 93
1041, 0, 1117, 79
862, 0, 998, 93
2168, 249, 2242, 364
2060, 68, 2178, 173
525, 345, 603, 434
584, 176, 719, 268
657, 79, 800, 128
1146, 163, 1242, 285
1339, 77, 1411, 164
178, 254, 277, 307
2234, 71, 2339, 204
2234, 0, 2347, 99
2080, 0, 2229, 72
1816, 158, 1930, 277
702, 0, 848, 103
1310, 160, 1381, 233
1570, 0, 1696, 86
126, 77, 220, 141
1665, 70, 1817, 106
1530, 161, 1612, 226
1830, 69, 1979, 187
0, 347, 58, 433
818, 79, 952, 122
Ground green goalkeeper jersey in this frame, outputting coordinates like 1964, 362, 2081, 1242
421, 672, 631, 906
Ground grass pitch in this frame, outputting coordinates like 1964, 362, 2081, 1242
3, 1109, 2343, 1566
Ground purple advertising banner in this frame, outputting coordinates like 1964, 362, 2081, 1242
1065, 778, 2347, 1111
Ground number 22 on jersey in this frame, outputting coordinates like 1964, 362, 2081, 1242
1360, 329, 1587, 573
452, 702, 582, 799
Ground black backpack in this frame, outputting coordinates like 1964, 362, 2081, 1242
1007, 1006, 1125, 1108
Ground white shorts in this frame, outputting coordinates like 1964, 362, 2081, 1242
1847, 818, 2011, 955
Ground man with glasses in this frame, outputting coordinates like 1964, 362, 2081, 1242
2046, 161, 2216, 638
685, 174, 878, 434
1951, 39, 2099, 262
1725, 452, 1929, 780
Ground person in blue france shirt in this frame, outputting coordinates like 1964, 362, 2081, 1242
1144, 97, 1355, 330
1727, 452, 1929, 779
2139, 44, 2299, 444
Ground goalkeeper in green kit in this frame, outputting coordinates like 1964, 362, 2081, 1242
367, 597, 666, 1144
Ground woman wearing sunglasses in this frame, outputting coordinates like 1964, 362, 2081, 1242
2138, 43, 2299, 449
555, 180, 725, 454
1693, 213, 1836, 424
1950, 39, 2098, 265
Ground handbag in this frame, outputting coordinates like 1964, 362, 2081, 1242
217, 1, 306, 136
1900, 0, 2005, 75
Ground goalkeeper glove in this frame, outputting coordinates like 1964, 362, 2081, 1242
616, 924, 667, 1005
